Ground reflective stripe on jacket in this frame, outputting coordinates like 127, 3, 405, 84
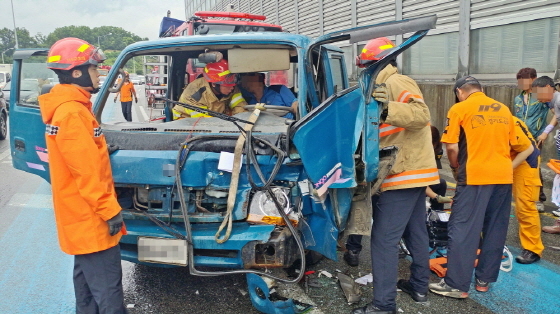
173, 77, 247, 119
375, 64, 439, 191
38, 84, 122, 255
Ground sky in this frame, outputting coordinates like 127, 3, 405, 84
0, 0, 190, 41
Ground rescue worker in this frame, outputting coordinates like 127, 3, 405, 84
114, 71, 138, 122
352, 38, 440, 314
173, 59, 247, 119
513, 68, 556, 212
38, 37, 127, 313
430, 76, 533, 298
511, 117, 544, 264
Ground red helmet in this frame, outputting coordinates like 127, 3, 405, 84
356, 37, 395, 67
47, 37, 107, 71
202, 59, 238, 86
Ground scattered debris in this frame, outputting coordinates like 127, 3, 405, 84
319, 270, 333, 278
263, 277, 277, 288
338, 273, 361, 304
307, 278, 322, 288
398, 308, 404, 312
238, 288, 248, 296
355, 273, 373, 285
126, 304, 135, 309
195, 290, 199, 295
548, 246, 560, 251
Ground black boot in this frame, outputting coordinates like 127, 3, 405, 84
352, 303, 396, 314
397, 279, 427, 302
344, 250, 360, 267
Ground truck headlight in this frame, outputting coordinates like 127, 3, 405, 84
249, 187, 291, 218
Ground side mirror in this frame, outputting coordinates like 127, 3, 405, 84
6, 73, 11, 83
108, 68, 127, 93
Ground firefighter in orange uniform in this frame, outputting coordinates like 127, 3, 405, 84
511, 117, 544, 264
38, 38, 127, 313
352, 38, 439, 314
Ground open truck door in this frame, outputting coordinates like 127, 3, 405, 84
290, 16, 437, 259
9, 49, 53, 182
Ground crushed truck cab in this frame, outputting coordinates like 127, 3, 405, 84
9, 15, 436, 313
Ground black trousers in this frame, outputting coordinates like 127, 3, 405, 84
120, 101, 133, 122
539, 168, 546, 202
429, 178, 448, 212
74, 245, 127, 314
445, 184, 512, 292
370, 187, 430, 311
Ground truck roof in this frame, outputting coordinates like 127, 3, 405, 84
123, 32, 314, 53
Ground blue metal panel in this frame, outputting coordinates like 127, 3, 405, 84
303, 193, 338, 260
110, 150, 301, 188
291, 87, 363, 196
8, 59, 50, 182
120, 219, 275, 268
332, 187, 353, 230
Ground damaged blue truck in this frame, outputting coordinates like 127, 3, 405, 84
9, 15, 436, 314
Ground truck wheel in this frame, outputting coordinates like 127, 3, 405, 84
305, 250, 324, 266
0, 112, 7, 140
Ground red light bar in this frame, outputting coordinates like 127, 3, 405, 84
194, 11, 267, 21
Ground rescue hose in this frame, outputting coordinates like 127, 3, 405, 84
215, 109, 261, 243
173, 123, 306, 284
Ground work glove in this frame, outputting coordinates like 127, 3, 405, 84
435, 195, 453, 204
107, 212, 123, 236
114, 97, 117, 103
372, 84, 390, 121
135, 98, 138, 104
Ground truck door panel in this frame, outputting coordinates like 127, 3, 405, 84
291, 86, 363, 196
9, 50, 52, 182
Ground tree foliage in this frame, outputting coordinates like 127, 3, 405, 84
0, 25, 148, 64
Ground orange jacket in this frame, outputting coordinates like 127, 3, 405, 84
118, 81, 136, 102
39, 84, 122, 255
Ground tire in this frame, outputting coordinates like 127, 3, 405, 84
305, 250, 324, 266
0, 112, 7, 140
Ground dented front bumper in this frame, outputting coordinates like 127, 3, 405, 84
119, 218, 298, 269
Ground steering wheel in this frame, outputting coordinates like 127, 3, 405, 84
243, 105, 293, 117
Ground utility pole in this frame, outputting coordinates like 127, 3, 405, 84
10, 0, 19, 48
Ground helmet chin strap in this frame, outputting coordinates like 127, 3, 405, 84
72, 65, 98, 93
211, 83, 234, 99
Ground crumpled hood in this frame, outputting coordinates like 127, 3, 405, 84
38, 84, 92, 123
375, 64, 398, 85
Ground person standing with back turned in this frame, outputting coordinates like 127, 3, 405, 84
429, 76, 533, 298
39, 37, 128, 314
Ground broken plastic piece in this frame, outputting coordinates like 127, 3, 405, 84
355, 273, 373, 285
338, 273, 361, 304
319, 270, 333, 278
246, 273, 313, 314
